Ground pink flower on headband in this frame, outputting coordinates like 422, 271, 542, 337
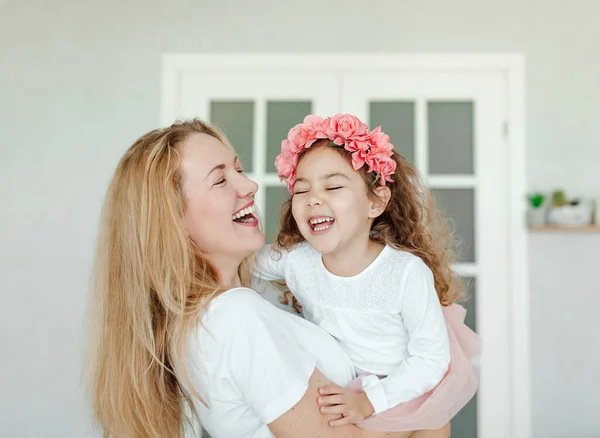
325, 114, 369, 146
287, 115, 326, 153
374, 157, 396, 184
275, 114, 397, 193
275, 140, 299, 187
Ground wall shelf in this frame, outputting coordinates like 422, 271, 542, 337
529, 225, 600, 232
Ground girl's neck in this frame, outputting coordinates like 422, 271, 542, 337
321, 238, 385, 277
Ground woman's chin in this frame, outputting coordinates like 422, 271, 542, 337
243, 230, 266, 254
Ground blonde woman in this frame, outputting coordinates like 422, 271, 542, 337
85, 119, 450, 438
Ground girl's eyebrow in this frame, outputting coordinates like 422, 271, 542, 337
295, 173, 350, 184
322, 172, 350, 181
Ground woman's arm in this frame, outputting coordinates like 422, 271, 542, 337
201, 288, 414, 438
269, 368, 413, 438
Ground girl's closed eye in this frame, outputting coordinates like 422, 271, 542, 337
326, 186, 343, 191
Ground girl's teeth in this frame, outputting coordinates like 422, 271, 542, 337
310, 217, 333, 224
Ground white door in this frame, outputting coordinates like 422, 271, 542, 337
163, 55, 528, 438
341, 71, 509, 438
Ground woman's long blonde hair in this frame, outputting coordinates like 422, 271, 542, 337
85, 119, 254, 438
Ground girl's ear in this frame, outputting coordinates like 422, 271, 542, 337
368, 186, 391, 219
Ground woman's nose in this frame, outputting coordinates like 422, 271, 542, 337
237, 173, 258, 198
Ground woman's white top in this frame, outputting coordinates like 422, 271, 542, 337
255, 243, 450, 414
184, 287, 355, 438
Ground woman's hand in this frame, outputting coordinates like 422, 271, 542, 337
269, 369, 412, 438
317, 383, 375, 427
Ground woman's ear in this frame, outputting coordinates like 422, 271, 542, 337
368, 186, 391, 219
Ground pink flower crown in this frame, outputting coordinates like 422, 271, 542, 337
275, 114, 397, 193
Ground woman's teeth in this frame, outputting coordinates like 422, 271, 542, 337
232, 205, 256, 222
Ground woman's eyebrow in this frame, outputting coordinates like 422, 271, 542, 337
203, 164, 226, 181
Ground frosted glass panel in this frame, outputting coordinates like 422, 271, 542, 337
460, 277, 477, 332
433, 188, 476, 263
266, 101, 312, 173
369, 101, 415, 164
265, 186, 291, 244
428, 102, 474, 175
451, 277, 477, 438
210, 101, 254, 172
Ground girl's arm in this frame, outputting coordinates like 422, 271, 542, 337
360, 259, 450, 415
253, 244, 289, 281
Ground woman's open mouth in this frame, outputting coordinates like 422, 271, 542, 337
232, 204, 259, 227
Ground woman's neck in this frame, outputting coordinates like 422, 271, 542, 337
210, 255, 243, 290
321, 238, 385, 277
220, 271, 242, 290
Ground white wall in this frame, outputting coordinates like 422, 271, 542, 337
1, 1, 599, 437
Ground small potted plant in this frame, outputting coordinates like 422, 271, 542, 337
527, 192, 546, 227
546, 189, 593, 227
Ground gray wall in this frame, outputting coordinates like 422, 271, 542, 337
1, 0, 599, 437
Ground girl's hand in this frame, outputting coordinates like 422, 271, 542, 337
317, 383, 375, 427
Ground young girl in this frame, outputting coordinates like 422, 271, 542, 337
254, 114, 480, 432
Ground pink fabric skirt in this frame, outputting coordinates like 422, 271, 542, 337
349, 303, 480, 432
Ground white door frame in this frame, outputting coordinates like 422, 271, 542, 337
161, 53, 530, 438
